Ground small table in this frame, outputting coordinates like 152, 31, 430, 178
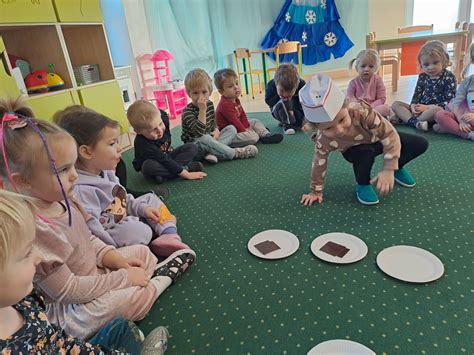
367, 28, 469, 82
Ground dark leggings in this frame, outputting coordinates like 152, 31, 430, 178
116, 158, 128, 187
342, 132, 428, 185
271, 99, 304, 128
142, 143, 197, 179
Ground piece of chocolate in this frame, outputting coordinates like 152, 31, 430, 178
320, 241, 349, 257
254, 240, 281, 255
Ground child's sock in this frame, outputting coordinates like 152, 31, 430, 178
150, 234, 189, 257
407, 117, 418, 128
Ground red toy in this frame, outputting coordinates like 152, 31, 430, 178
25, 70, 49, 93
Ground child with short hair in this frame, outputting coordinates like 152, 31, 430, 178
391, 40, 457, 131
299, 74, 428, 206
181, 68, 258, 163
56, 108, 190, 256
347, 49, 393, 118
127, 100, 207, 183
0, 190, 169, 354
265, 63, 306, 135
214, 68, 283, 146
0, 97, 196, 340
53, 105, 169, 199
434, 44, 474, 140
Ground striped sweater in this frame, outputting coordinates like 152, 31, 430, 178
181, 101, 216, 143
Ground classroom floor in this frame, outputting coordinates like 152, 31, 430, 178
123, 75, 473, 354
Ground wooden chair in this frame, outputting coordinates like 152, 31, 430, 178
396, 24, 433, 76
266, 41, 302, 80
455, 21, 473, 78
233, 48, 263, 99
366, 32, 399, 92
397, 24, 433, 34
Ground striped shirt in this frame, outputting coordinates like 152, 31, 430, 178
181, 101, 216, 143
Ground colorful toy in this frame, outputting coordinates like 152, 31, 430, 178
25, 70, 49, 93
46, 64, 64, 90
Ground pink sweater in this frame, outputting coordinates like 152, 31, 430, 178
347, 75, 387, 108
34, 199, 159, 339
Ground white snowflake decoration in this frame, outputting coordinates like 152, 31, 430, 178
302, 31, 308, 42
320, 0, 327, 9
305, 10, 316, 24
285, 12, 291, 22
324, 32, 337, 47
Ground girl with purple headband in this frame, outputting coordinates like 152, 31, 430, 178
0, 97, 196, 340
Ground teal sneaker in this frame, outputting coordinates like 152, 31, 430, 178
394, 168, 416, 187
356, 184, 379, 205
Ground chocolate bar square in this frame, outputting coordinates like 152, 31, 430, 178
320, 241, 350, 258
254, 240, 281, 255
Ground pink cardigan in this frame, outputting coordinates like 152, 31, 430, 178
347, 74, 387, 108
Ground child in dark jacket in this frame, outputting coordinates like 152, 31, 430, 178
265, 63, 306, 135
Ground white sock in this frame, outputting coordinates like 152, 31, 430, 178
150, 276, 172, 296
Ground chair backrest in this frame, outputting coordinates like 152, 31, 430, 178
366, 32, 376, 48
275, 41, 300, 55
234, 48, 251, 59
398, 24, 433, 34
136, 53, 156, 100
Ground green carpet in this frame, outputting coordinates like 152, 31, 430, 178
123, 113, 473, 354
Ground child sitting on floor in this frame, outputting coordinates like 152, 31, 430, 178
265, 63, 306, 135
347, 49, 393, 119
0, 190, 169, 354
299, 74, 428, 206
391, 40, 457, 131
214, 68, 283, 146
127, 100, 207, 184
53, 105, 169, 200
181, 68, 258, 163
56, 108, 190, 256
0, 97, 196, 340
434, 43, 474, 141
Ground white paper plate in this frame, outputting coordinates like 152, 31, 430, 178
376, 245, 444, 283
310, 232, 368, 264
308, 339, 375, 355
247, 229, 299, 259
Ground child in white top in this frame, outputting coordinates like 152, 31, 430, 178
0, 98, 195, 339
347, 49, 393, 118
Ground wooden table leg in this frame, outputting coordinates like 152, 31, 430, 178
453, 33, 464, 82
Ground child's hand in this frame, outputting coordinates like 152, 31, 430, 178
459, 122, 472, 132
411, 104, 421, 116
126, 258, 145, 269
144, 206, 161, 223
461, 112, 474, 122
197, 96, 207, 112
300, 192, 323, 205
370, 169, 394, 196
127, 266, 150, 287
180, 170, 207, 180
212, 128, 220, 140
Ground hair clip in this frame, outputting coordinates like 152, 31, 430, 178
1, 112, 27, 130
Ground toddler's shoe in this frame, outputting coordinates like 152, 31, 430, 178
356, 184, 379, 205
284, 127, 296, 135
150, 234, 189, 257
260, 132, 283, 144
141, 326, 169, 355
416, 121, 429, 131
394, 167, 416, 187
204, 154, 218, 164
186, 161, 204, 172
153, 248, 196, 283
234, 145, 258, 159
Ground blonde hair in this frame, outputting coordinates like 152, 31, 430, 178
418, 40, 451, 69
349, 49, 381, 74
0, 190, 36, 270
126, 100, 161, 131
274, 64, 300, 92
461, 43, 474, 79
0, 97, 71, 185
214, 68, 238, 91
184, 69, 213, 96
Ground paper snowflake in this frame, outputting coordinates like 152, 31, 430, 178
324, 32, 337, 47
305, 10, 317, 24
302, 31, 308, 42
285, 12, 291, 22
320, 0, 327, 9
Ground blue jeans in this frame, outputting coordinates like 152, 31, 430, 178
88, 317, 142, 354
193, 125, 237, 160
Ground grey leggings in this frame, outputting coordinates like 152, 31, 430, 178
391, 101, 443, 123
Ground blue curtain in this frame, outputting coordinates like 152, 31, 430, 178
143, 0, 283, 80
143, 0, 368, 80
